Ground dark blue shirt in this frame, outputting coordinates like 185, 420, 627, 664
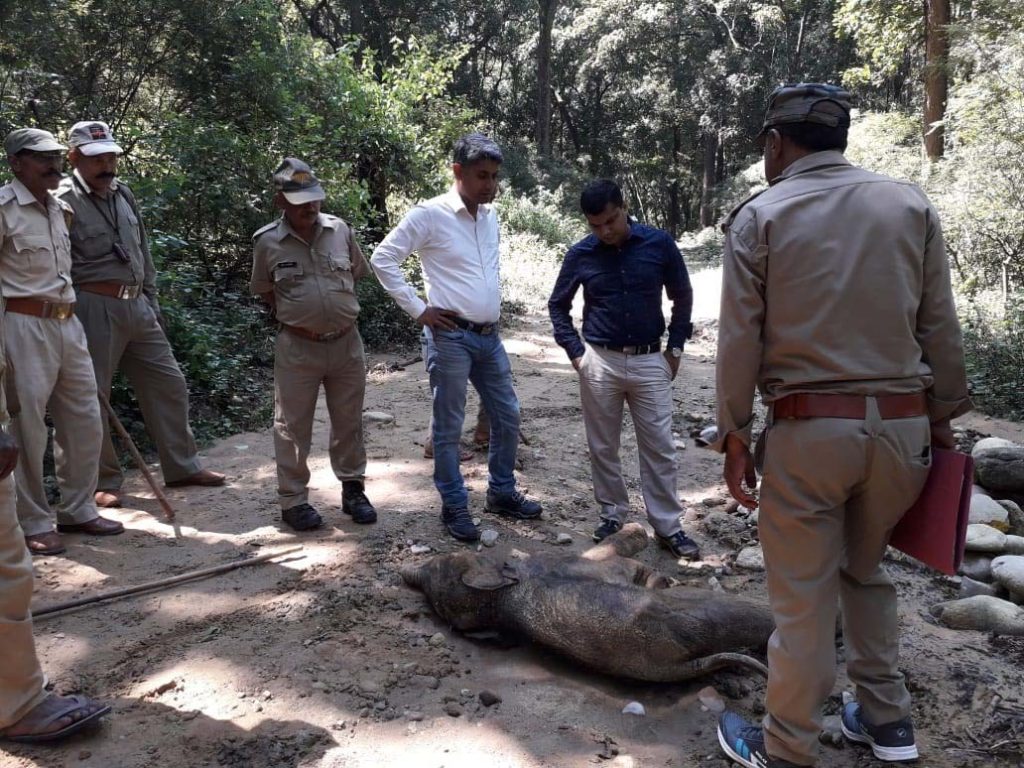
548, 223, 693, 360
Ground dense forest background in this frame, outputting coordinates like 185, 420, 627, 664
2, 0, 1023, 441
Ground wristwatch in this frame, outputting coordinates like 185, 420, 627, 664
670, 346, 683, 359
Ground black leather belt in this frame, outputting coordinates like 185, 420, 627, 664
452, 316, 497, 335
591, 341, 661, 355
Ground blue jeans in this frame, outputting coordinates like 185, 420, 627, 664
422, 326, 520, 508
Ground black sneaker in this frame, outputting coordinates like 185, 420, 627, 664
282, 503, 323, 531
841, 701, 918, 762
592, 518, 623, 543
441, 506, 481, 542
656, 529, 701, 560
485, 490, 542, 520
342, 485, 378, 524
717, 711, 801, 768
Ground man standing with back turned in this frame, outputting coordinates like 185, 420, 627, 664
58, 120, 224, 507
371, 133, 541, 542
714, 84, 970, 768
548, 179, 699, 560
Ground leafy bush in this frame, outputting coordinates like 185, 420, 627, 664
961, 293, 1024, 419
497, 188, 584, 250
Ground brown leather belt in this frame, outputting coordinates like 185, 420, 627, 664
5, 297, 76, 320
78, 282, 142, 300
282, 323, 353, 342
772, 392, 928, 420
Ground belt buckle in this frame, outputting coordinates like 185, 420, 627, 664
622, 345, 637, 354
50, 303, 73, 320
480, 324, 494, 335
118, 285, 134, 299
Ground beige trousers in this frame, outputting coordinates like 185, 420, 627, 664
577, 343, 684, 537
7, 313, 101, 536
758, 401, 931, 765
75, 292, 201, 490
0, 474, 46, 728
273, 328, 367, 510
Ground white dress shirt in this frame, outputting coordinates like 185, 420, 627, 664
370, 187, 501, 324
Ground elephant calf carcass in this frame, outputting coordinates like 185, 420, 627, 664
401, 524, 773, 681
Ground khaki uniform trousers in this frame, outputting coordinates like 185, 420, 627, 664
758, 400, 931, 765
273, 328, 367, 510
0, 474, 46, 728
76, 292, 200, 490
577, 343, 684, 537
7, 312, 101, 536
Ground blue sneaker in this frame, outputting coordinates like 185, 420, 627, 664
841, 701, 918, 762
717, 711, 801, 768
441, 506, 480, 542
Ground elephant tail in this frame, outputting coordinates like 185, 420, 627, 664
679, 652, 769, 679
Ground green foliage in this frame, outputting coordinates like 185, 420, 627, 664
962, 294, 1024, 419
497, 188, 584, 250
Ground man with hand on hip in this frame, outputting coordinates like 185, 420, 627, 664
371, 133, 541, 542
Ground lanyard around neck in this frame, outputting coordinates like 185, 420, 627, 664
73, 175, 121, 239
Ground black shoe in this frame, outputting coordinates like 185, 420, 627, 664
592, 518, 623, 543
282, 503, 323, 531
656, 529, 701, 560
342, 484, 378, 524
841, 701, 918, 762
442, 506, 480, 542
485, 490, 542, 520
717, 711, 801, 768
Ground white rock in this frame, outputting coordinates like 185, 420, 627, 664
480, 529, 499, 547
555, 533, 573, 546
1005, 535, 1024, 555
965, 524, 1007, 553
959, 576, 1002, 599
409, 544, 431, 555
930, 595, 1024, 635
363, 410, 395, 424
428, 632, 446, 647
969, 494, 1010, 531
735, 545, 765, 571
621, 701, 646, 716
959, 554, 994, 582
992, 555, 1024, 595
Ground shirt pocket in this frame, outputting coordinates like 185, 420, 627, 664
323, 250, 355, 293
122, 206, 142, 251
271, 261, 305, 300
11, 234, 54, 279
72, 221, 114, 259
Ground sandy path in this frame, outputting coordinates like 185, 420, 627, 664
3, 313, 1021, 768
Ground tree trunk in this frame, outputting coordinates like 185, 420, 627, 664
924, 0, 949, 160
535, 0, 557, 156
699, 131, 719, 228
668, 126, 681, 237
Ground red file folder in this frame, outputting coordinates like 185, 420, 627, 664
889, 448, 974, 576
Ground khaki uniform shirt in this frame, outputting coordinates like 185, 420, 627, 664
0, 179, 74, 303
56, 170, 156, 296
250, 213, 367, 334
716, 150, 971, 447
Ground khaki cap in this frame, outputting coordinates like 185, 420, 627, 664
761, 83, 853, 134
4, 128, 66, 156
273, 157, 325, 204
67, 120, 124, 156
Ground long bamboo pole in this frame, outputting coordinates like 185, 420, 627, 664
33, 545, 304, 619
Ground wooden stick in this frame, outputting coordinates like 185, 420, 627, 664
33, 545, 304, 619
98, 390, 176, 522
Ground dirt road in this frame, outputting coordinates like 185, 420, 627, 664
4, 313, 1023, 768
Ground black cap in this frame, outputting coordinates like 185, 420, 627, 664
760, 83, 853, 134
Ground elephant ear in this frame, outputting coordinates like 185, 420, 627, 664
461, 560, 521, 591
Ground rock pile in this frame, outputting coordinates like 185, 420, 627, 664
931, 437, 1024, 634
